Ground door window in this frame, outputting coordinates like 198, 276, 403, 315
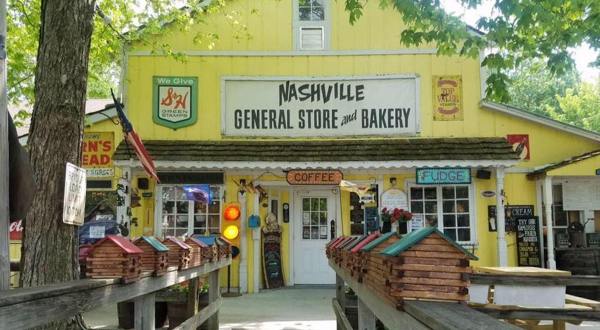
302, 197, 328, 240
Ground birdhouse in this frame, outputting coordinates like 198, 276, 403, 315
215, 236, 233, 259
379, 227, 477, 308
133, 236, 169, 276
349, 232, 380, 279
162, 236, 191, 271
184, 237, 208, 267
192, 235, 219, 262
360, 232, 401, 289
86, 235, 143, 283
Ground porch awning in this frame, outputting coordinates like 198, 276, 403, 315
528, 149, 600, 179
114, 138, 519, 170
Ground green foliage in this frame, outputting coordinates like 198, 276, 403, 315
553, 80, 600, 132
344, 0, 599, 102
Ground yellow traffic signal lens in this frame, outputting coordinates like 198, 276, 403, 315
223, 225, 239, 240
223, 204, 241, 221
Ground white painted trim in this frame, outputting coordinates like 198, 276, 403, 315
535, 178, 545, 268
127, 49, 438, 57
288, 187, 295, 286
115, 159, 518, 170
482, 101, 600, 142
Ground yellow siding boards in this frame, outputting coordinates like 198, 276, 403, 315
547, 155, 600, 177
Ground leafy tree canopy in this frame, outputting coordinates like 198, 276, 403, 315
345, 0, 599, 102
8, 0, 240, 123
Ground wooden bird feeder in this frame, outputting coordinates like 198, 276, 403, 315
133, 236, 169, 277
86, 235, 143, 283
184, 237, 208, 267
162, 236, 191, 271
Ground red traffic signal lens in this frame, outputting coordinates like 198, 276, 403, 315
223, 204, 241, 221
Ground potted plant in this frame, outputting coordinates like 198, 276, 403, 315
380, 208, 413, 234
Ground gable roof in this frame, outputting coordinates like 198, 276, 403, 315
482, 100, 600, 143
95, 235, 143, 254
528, 149, 600, 178
135, 236, 169, 252
351, 232, 380, 253
185, 236, 209, 248
380, 227, 477, 260
163, 236, 191, 250
361, 232, 400, 252
192, 235, 216, 246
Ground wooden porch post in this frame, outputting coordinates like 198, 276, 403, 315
357, 297, 376, 330
544, 176, 557, 269
205, 269, 220, 329
496, 167, 508, 266
134, 292, 156, 330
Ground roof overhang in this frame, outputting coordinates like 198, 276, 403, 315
528, 149, 600, 179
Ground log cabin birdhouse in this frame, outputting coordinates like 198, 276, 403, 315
86, 235, 143, 283
162, 236, 191, 270
192, 235, 219, 262
184, 237, 208, 267
379, 227, 477, 307
216, 236, 233, 259
360, 232, 401, 286
133, 236, 169, 276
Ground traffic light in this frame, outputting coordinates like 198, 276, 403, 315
222, 203, 241, 241
223, 224, 239, 240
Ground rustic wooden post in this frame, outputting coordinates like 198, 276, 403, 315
205, 269, 220, 329
357, 298, 376, 330
134, 292, 156, 330
0, 0, 9, 291
186, 278, 199, 317
336, 275, 345, 308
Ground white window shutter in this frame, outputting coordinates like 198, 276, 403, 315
300, 27, 324, 50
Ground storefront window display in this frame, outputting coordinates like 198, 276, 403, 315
160, 185, 222, 237
409, 185, 473, 243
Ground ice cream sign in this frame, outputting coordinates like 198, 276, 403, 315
153, 76, 198, 129
82, 132, 114, 178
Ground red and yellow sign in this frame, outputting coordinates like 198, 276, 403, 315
286, 170, 343, 185
507, 134, 530, 160
82, 132, 114, 177
433, 76, 463, 121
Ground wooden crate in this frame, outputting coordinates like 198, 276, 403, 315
184, 237, 208, 267
162, 236, 191, 270
86, 235, 143, 283
379, 227, 477, 308
133, 236, 169, 276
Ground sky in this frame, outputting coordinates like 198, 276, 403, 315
441, 0, 600, 82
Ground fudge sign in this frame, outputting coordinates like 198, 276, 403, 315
222, 76, 419, 137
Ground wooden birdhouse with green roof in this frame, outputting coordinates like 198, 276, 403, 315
360, 232, 402, 295
133, 236, 169, 276
379, 227, 478, 307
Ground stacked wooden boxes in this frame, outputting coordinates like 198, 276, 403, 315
360, 232, 402, 302
133, 236, 169, 277
380, 227, 476, 307
86, 235, 143, 283
193, 235, 219, 262
349, 232, 380, 279
184, 237, 208, 267
162, 236, 191, 270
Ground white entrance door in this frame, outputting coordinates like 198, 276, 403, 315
293, 190, 337, 285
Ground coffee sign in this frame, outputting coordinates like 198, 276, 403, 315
153, 76, 198, 129
222, 76, 419, 137
286, 170, 343, 185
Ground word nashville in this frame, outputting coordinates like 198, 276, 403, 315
233, 108, 412, 130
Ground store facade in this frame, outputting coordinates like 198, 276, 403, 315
81, 0, 600, 293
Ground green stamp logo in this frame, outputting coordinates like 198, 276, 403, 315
153, 76, 198, 129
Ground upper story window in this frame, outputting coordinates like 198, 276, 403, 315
299, 0, 325, 21
294, 0, 329, 50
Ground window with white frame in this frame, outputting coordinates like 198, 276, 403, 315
160, 185, 222, 237
294, 0, 329, 50
409, 185, 474, 243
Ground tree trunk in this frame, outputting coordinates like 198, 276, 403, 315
20, 0, 96, 328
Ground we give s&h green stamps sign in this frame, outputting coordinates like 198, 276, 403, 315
153, 76, 198, 129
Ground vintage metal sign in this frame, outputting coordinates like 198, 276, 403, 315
63, 163, 87, 226
153, 76, 198, 129
286, 170, 343, 185
433, 75, 463, 121
222, 75, 419, 137
416, 168, 471, 185
82, 131, 114, 178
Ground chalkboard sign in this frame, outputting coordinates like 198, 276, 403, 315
262, 231, 284, 289
588, 233, 600, 248
516, 217, 542, 267
488, 205, 534, 232
365, 207, 379, 233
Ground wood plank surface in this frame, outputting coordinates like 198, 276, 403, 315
173, 297, 222, 330
332, 298, 353, 330
474, 267, 571, 276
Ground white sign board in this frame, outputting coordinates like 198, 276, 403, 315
563, 180, 600, 211
62, 163, 87, 226
410, 214, 424, 232
89, 225, 105, 239
222, 75, 419, 137
381, 188, 408, 210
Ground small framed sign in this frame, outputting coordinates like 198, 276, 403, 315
153, 76, 198, 129
416, 168, 471, 185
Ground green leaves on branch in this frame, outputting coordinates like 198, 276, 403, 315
344, 0, 600, 103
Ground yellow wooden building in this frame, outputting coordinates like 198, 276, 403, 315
27, 0, 600, 293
